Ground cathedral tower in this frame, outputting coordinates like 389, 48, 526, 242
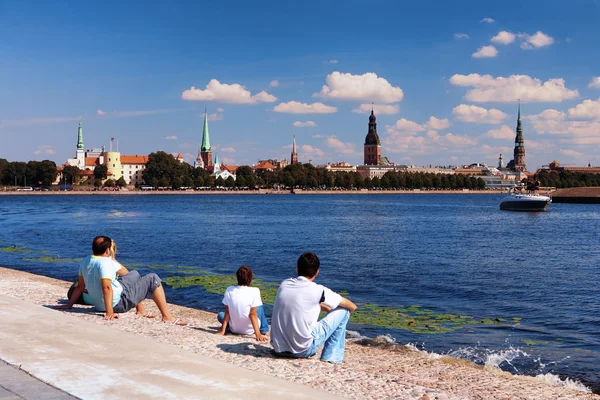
199, 108, 213, 169
513, 102, 526, 171
291, 135, 299, 165
363, 109, 381, 165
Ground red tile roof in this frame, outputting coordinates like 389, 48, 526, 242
85, 157, 100, 167
254, 161, 276, 170
222, 165, 238, 173
121, 155, 148, 164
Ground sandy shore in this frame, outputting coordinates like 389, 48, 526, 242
0, 267, 595, 400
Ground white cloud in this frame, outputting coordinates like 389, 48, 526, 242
352, 104, 399, 115
388, 118, 427, 133
221, 147, 236, 153
520, 31, 554, 50
182, 79, 277, 104
527, 108, 600, 141
491, 31, 516, 45
299, 144, 325, 157
33, 145, 56, 155
568, 98, 600, 120
221, 156, 236, 164
449, 73, 579, 103
472, 45, 498, 58
325, 137, 356, 154
483, 125, 514, 140
588, 77, 600, 89
454, 33, 469, 39
314, 71, 404, 103
426, 116, 450, 130
481, 17, 495, 23
165, 136, 177, 140
269, 80, 279, 87
0, 116, 80, 128
97, 109, 171, 118
207, 113, 224, 121
387, 116, 449, 134
273, 101, 337, 114
560, 149, 585, 158
293, 121, 317, 127
452, 104, 508, 124
325, 60, 339, 64
217, 107, 224, 112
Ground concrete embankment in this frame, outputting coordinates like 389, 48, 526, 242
0, 188, 506, 196
551, 187, 600, 204
0, 267, 596, 400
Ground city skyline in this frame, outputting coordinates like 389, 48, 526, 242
1, 1, 599, 169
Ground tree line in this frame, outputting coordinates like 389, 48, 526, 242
534, 169, 600, 188
141, 152, 487, 190
0, 158, 58, 186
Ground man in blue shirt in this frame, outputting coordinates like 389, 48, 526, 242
61, 236, 185, 325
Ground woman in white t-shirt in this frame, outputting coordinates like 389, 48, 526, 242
217, 266, 269, 341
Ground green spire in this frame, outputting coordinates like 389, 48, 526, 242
77, 121, 84, 150
201, 107, 211, 152
516, 101, 523, 142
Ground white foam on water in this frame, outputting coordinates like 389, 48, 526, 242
484, 347, 529, 372
405, 343, 443, 360
535, 373, 591, 393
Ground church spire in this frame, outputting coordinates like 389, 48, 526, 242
77, 120, 84, 150
201, 107, 211, 152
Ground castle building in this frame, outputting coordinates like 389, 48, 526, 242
195, 108, 213, 170
512, 103, 526, 172
364, 109, 381, 165
291, 136, 299, 165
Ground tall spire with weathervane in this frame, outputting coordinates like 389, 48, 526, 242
513, 100, 526, 171
200, 107, 213, 169
291, 135, 298, 165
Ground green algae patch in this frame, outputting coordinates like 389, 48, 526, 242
164, 274, 280, 304
349, 303, 508, 335
22, 256, 82, 263
0, 245, 32, 254
164, 275, 512, 335
523, 339, 549, 346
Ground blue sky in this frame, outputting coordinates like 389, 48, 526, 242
1, 0, 599, 169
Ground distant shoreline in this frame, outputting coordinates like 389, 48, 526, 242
0, 189, 509, 196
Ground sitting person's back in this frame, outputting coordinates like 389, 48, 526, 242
217, 266, 269, 341
271, 252, 357, 363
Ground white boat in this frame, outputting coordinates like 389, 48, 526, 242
499, 187, 551, 211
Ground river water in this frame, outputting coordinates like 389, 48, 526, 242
0, 194, 598, 392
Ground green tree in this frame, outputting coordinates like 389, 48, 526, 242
37, 160, 58, 186
236, 175, 247, 187
104, 179, 115, 187
94, 165, 108, 181
150, 177, 159, 188
225, 176, 235, 188
172, 176, 183, 189
116, 177, 127, 188
158, 177, 170, 188
63, 165, 80, 185
183, 176, 194, 188
194, 175, 205, 188
215, 176, 225, 187
94, 178, 103, 187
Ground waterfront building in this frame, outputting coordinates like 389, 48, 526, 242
254, 161, 276, 171
364, 109, 381, 165
541, 160, 600, 175
212, 154, 236, 181
121, 155, 148, 185
291, 136, 299, 165
319, 162, 357, 173
258, 159, 286, 169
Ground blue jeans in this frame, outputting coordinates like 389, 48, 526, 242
294, 307, 350, 364
218, 305, 269, 335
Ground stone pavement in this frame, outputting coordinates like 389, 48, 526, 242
0, 360, 76, 400
0, 295, 340, 400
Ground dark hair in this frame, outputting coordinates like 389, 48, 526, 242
236, 265, 253, 286
92, 236, 112, 256
297, 252, 320, 278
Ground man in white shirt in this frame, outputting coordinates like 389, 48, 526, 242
270, 252, 357, 363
